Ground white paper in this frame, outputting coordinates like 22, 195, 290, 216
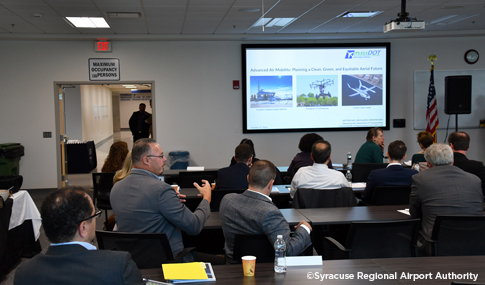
398, 208, 410, 216
187, 166, 204, 171
286, 256, 322, 266
271, 186, 280, 193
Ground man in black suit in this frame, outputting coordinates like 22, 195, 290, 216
129, 103, 151, 143
14, 187, 143, 285
448, 131, 485, 195
361, 140, 418, 204
215, 144, 253, 190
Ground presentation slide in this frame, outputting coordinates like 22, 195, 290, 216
242, 43, 390, 133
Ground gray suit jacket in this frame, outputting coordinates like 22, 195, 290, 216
219, 190, 311, 259
409, 165, 483, 237
110, 169, 210, 260
14, 244, 143, 285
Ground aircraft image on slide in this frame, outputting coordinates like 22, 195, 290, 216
309, 79, 334, 100
347, 80, 376, 100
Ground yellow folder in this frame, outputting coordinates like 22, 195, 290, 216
162, 262, 208, 280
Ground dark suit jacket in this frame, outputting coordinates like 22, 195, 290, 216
14, 244, 143, 285
453, 152, 485, 195
361, 165, 418, 204
409, 165, 483, 237
215, 163, 249, 190
220, 190, 311, 259
128, 111, 151, 136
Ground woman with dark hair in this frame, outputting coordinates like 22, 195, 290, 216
101, 141, 129, 173
287, 133, 333, 181
411, 131, 434, 171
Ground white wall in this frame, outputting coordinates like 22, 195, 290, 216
80, 85, 113, 143
0, 37, 484, 189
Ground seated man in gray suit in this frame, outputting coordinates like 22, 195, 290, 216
220, 160, 312, 262
410, 143, 483, 238
110, 138, 212, 262
15, 187, 143, 285
448, 131, 485, 195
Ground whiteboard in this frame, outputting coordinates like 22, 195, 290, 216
413, 69, 485, 129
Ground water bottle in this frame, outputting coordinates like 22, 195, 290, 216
347, 152, 352, 167
274, 235, 287, 273
345, 170, 352, 183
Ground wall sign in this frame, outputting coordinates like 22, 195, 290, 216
94, 41, 112, 52
88, 58, 120, 81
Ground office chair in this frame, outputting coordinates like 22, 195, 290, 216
210, 189, 245, 212
92, 172, 116, 225
420, 215, 485, 256
293, 188, 357, 209
96, 230, 196, 269
232, 234, 275, 263
177, 171, 217, 188
351, 163, 388, 182
370, 185, 412, 205
323, 219, 420, 259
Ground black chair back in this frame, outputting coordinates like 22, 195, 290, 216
232, 234, 274, 263
177, 171, 217, 188
429, 215, 485, 256
96, 230, 175, 269
351, 163, 388, 182
211, 189, 246, 212
293, 188, 357, 209
370, 185, 412, 205
92, 172, 115, 223
336, 219, 420, 259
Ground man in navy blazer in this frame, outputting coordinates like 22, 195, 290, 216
14, 187, 143, 285
220, 160, 312, 262
215, 144, 253, 190
361, 140, 418, 204
448, 131, 485, 195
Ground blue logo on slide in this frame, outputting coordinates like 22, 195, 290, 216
345, 50, 355, 59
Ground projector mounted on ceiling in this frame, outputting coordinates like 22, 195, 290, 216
383, 0, 425, 33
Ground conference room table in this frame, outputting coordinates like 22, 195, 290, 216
141, 255, 485, 284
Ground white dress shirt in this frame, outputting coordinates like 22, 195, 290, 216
290, 163, 350, 198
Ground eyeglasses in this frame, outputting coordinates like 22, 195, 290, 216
147, 155, 164, 159
79, 209, 102, 223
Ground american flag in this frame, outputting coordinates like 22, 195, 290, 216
425, 65, 438, 143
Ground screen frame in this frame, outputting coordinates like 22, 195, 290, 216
241, 43, 391, 134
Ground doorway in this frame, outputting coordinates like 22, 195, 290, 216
54, 81, 155, 188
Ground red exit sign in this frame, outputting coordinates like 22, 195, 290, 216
94, 41, 112, 52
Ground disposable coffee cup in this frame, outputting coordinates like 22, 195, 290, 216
241, 256, 256, 276
171, 185, 180, 192
211, 183, 216, 190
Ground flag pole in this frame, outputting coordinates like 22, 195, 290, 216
426, 54, 439, 143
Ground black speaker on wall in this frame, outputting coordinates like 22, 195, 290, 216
444, 75, 472, 114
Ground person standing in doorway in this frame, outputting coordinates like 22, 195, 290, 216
129, 103, 151, 143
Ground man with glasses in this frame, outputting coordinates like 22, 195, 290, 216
111, 138, 212, 262
14, 187, 143, 284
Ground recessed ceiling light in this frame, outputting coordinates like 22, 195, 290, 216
252, 18, 295, 27
65, 17, 110, 28
239, 8, 260, 12
341, 11, 382, 18
107, 12, 141, 18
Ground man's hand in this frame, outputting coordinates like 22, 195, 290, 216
176, 192, 187, 203
379, 140, 385, 151
295, 221, 312, 232
194, 179, 212, 203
